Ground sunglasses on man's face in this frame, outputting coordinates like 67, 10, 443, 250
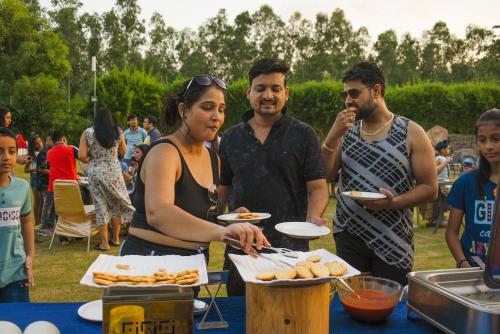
340, 86, 371, 100
183, 76, 228, 97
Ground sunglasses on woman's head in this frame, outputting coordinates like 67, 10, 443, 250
340, 86, 371, 100
183, 76, 228, 97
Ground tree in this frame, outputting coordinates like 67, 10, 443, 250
0, 0, 70, 101
373, 30, 398, 84
144, 12, 178, 83
394, 33, 421, 84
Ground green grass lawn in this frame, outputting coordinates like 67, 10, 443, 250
16, 166, 455, 302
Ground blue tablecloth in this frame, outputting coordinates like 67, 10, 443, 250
0, 296, 439, 333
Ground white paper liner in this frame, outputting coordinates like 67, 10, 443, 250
80, 254, 208, 288
229, 248, 360, 286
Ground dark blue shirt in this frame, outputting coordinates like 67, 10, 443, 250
447, 171, 495, 262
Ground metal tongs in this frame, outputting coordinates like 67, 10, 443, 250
223, 236, 297, 268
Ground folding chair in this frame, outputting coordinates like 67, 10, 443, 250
49, 179, 99, 251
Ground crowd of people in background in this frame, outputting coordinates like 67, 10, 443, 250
0, 59, 497, 304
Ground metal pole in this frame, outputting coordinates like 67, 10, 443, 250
92, 56, 97, 116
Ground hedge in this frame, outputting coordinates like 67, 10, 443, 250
97, 69, 499, 137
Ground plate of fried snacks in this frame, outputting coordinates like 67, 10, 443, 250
341, 191, 386, 200
229, 249, 360, 287
217, 212, 271, 224
80, 254, 208, 288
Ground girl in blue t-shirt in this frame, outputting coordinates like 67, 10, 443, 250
446, 109, 500, 268
0, 127, 34, 302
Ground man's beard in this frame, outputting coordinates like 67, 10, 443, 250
348, 101, 376, 120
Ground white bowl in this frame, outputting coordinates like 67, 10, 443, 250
0, 321, 22, 334
23, 321, 61, 334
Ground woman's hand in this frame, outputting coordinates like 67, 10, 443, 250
220, 223, 270, 255
25, 255, 34, 286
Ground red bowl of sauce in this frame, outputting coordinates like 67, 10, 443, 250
337, 276, 402, 323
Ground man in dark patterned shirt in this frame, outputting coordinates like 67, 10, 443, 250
219, 58, 329, 296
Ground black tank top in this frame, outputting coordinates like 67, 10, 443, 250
131, 138, 219, 234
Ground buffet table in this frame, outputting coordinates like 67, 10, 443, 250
0, 296, 439, 333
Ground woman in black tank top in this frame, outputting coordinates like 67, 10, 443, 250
120, 77, 269, 260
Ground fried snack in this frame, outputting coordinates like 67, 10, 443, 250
177, 269, 199, 276
306, 254, 321, 263
237, 213, 260, 219
326, 261, 348, 277
350, 191, 363, 197
158, 267, 166, 272
255, 271, 276, 281
310, 263, 330, 277
93, 272, 118, 279
176, 277, 199, 285
95, 274, 119, 282
91, 268, 200, 286
275, 268, 297, 279
116, 264, 129, 270
296, 261, 314, 269
93, 277, 113, 286
296, 266, 314, 279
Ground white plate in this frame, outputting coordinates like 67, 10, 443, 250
194, 299, 208, 316
275, 222, 330, 240
78, 300, 102, 322
341, 191, 386, 200
229, 248, 360, 286
217, 212, 271, 223
79, 254, 208, 288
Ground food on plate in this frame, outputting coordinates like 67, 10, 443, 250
350, 191, 363, 197
116, 264, 130, 270
256, 272, 276, 281
275, 268, 297, 279
310, 263, 330, 277
326, 261, 348, 276
158, 267, 166, 272
91, 268, 200, 286
93, 277, 113, 286
296, 266, 314, 279
237, 212, 260, 219
296, 260, 314, 269
306, 254, 321, 263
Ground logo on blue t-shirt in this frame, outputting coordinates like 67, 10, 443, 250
474, 200, 495, 224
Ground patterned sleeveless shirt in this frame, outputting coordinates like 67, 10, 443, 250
334, 115, 415, 270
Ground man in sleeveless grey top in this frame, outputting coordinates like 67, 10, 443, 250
322, 63, 438, 285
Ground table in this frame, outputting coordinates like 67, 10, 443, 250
0, 296, 440, 334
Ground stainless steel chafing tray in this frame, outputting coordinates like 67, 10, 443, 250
408, 268, 500, 334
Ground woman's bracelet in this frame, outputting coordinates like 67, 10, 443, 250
457, 258, 468, 268
322, 141, 337, 152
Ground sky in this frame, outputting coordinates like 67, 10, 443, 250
39, 0, 499, 39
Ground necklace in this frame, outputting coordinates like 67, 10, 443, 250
360, 113, 394, 137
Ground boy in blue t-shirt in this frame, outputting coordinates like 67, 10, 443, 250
0, 127, 34, 302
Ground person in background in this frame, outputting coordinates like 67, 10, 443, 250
143, 115, 162, 144
435, 140, 452, 179
323, 62, 438, 286
462, 157, 475, 173
37, 135, 53, 237
0, 127, 34, 302
0, 107, 27, 165
123, 114, 147, 162
122, 144, 148, 201
24, 134, 44, 227
79, 108, 135, 251
446, 109, 500, 269
46, 130, 79, 245
218, 58, 329, 296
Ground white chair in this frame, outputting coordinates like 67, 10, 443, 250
49, 179, 99, 251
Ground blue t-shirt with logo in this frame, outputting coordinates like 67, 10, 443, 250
0, 177, 32, 287
447, 171, 495, 263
